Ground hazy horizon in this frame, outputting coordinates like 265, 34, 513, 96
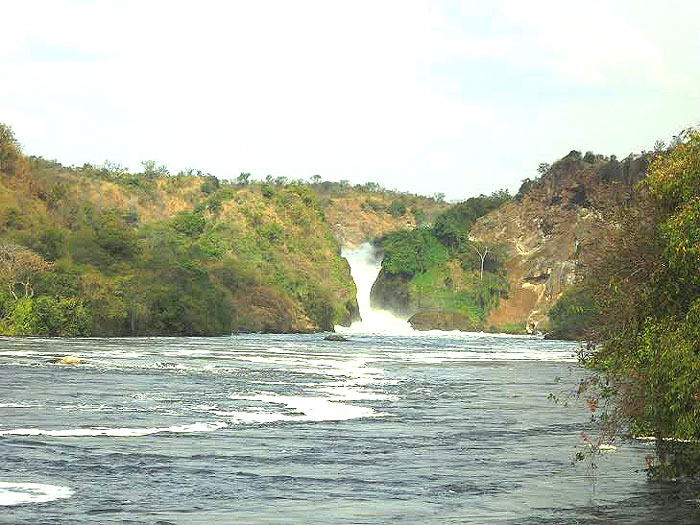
2, 0, 699, 200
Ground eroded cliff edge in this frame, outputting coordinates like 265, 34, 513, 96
471, 151, 647, 331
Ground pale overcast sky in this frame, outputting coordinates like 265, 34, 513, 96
1, 1, 699, 199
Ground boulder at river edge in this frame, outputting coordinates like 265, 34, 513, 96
408, 310, 480, 332
324, 334, 349, 342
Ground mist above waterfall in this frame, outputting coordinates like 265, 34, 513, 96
336, 243, 414, 334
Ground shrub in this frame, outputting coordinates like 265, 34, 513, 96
387, 200, 407, 217
411, 208, 426, 225
361, 199, 386, 213
173, 211, 206, 237
548, 286, 595, 339
382, 228, 447, 276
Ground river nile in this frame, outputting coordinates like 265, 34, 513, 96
1, 333, 698, 523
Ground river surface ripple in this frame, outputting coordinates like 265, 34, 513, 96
1, 333, 698, 523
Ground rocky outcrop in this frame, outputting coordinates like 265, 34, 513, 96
325, 195, 448, 248
409, 310, 479, 331
324, 334, 349, 341
471, 151, 647, 330
230, 287, 317, 333
369, 269, 413, 317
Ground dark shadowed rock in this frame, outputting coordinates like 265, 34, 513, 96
408, 309, 480, 332
324, 334, 349, 342
370, 269, 413, 317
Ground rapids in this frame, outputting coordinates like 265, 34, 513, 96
1, 333, 699, 522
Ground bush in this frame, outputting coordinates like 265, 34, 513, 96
411, 208, 426, 226
36, 229, 65, 261
30, 296, 92, 336
0, 297, 32, 335
548, 286, 595, 339
381, 228, 447, 276
172, 211, 206, 237
387, 200, 407, 217
361, 199, 386, 213
433, 191, 511, 250
94, 211, 138, 260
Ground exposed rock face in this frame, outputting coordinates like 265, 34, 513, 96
369, 269, 413, 318
471, 152, 646, 330
327, 198, 414, 248
230, 287, 318, 333
325, 196, 448, 248
409, 310, 479, 332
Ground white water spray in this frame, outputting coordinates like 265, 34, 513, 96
336, 243, 414, 334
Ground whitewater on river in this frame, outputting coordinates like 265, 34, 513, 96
1, 246, 699, 523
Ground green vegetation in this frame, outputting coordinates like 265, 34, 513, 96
372, 190, 511, 327
432, 190, 511, 249
547, 286, 595, 340
0, 123, 359, 336
551, 129, 700, 477
381, 228, 447, 275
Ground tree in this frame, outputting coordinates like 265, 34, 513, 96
381, 228, 447, 276
141, 160, 169, 178
0, 123, 22, 174
537, 163, 551, 176
0, 243, 52, 299
432, 191, 511, 250
578, 129, 700, 477
387, 200, 407, 217
310, 174, 322, 185
470, 241, 490, 280
236, 172, 251, 185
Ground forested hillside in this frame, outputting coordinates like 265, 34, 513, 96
369, 191, 513, 331
367, 148, 650, 333
0, 124, 361, 336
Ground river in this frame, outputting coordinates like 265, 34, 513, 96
2, 333, 699, 523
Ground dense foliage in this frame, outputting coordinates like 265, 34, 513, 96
381, 228, 448, 275
554, 129, 700, 477
373, 190, 511, 327
0, 124, 360, 336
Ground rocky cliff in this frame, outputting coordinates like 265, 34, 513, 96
471, 151, 647, 331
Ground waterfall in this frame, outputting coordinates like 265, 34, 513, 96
336, 243, 414, 334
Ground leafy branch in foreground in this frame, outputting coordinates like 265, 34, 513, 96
573, 129, 700, 478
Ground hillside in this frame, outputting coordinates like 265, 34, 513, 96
368, 191, 513, 331
363, 150, 649, 334
1, 121, 651, 338
0, 124, 359, 336
471, 150, 647, 332
320, 189, 448, 248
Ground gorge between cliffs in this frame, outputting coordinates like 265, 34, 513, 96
4, 124, 700, 522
